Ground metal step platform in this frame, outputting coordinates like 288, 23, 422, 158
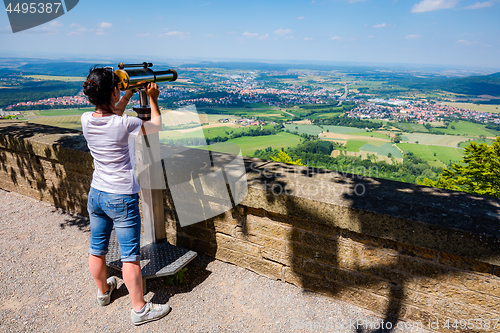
106, 230, 197, 291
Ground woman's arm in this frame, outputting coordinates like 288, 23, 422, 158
114, 89, 134, 117
139, 83, 162, 135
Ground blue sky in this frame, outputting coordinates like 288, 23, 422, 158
1, 0, 499, 69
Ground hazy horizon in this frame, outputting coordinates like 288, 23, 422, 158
1, 0, 499, 71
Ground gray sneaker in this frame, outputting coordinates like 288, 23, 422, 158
131, 302, 171, 326
97, 276, 117, 306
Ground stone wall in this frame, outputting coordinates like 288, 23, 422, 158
0, 122, 92, 215
2, 122, 500, 332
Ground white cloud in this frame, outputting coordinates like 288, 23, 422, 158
275, 29, 293, 36
297, 16, 305, 20
373, 23, 387, 28
226, 31, 236, 35
411, 0, 458, 13
162, 31, 191, 38
368, 35, 374, 38
330, 35, 355, 41
259, 34, 269, 40
49, 21, 63, 27
457, 39, 491, 47
464, 1, 494, 9
243, 31, 258, 38
99, 22, 112, 29
405, 34, 420, 39
304, 37, 313, 40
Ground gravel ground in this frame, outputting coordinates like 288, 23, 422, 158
0, 189, 434, 333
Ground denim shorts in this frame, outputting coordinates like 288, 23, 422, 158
87, 187, 141, 262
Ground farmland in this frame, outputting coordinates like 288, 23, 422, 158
441, 102, 500, 114
397, 143, 464, 167
22, 75, 86, 82
223, 132, 302, 156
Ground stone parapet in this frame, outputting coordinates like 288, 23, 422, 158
1, 122, 500, 332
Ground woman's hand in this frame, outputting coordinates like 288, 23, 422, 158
146, 82, 159, 101
123, 89, 134, 101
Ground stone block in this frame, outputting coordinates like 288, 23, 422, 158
179, 225, 216, 241
215, 233, 260, 256
439, 252, 493, 274
215, 247, 282, 280
246, 214, 294, 240
447, 270, 500, 298
260, 247, 293, 266
235, 230, 288, 252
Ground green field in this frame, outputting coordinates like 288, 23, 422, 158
284, 124, 323, 136
359, 142, 402, 158
222, 132, 303, 156
397, 143, 464, 166
441, 102, 500, 114
401, 133, 474, 147
309, 111, 344, 119
351, 131, 390, 139
458, 138, 495, 148
434, 120, 499, 137
22, 107, 94, 117
345, 140, 369, 152
23, 75, 86, 81
28, 115, 83, 130
322, 125, 365, 134
394, 123, 429, 133
197, 103, 283, 119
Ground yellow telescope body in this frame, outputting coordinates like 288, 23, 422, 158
114, 62, 177, 91
114, 62, 177, 120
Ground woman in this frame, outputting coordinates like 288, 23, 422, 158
81, 66, 170, 326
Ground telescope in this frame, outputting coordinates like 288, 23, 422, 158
114, 62, 177, 121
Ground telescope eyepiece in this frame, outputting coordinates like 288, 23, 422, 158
118, 62, 153, 69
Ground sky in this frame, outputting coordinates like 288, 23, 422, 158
1, 0, 499, 69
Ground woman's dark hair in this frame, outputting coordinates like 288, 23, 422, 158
83, 66, 118, 110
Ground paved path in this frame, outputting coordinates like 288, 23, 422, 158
0, 190, 433, 333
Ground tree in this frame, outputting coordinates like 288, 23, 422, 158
418, 137, 500, 197
271, 150, 304, 166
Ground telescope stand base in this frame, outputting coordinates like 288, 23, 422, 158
106, 230, 197, 292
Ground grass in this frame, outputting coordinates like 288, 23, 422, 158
397, 143, 464, 165
401, 133, 474, 147
350, 131, 390, 139
22, 107, 94, 117
284, 124, 323, 136
28, 115, 83, 130
441, 102, 500, 114
436, 120, 499, 137
345, 140, 369, 152
23, 75, 86, 81
309, 111, 343, 119
394, 123, 429, 133
359, 142, 402, 158
220, 132, 303, 157
458, 138, 495, 148
321, 125, 365, 134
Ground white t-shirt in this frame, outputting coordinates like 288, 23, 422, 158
81, 112, 144, 194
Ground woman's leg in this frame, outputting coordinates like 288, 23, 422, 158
89, 254, 109, 294
122, 261, 146, 311
104, 192, 145, 311
87, 188, 114, 294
